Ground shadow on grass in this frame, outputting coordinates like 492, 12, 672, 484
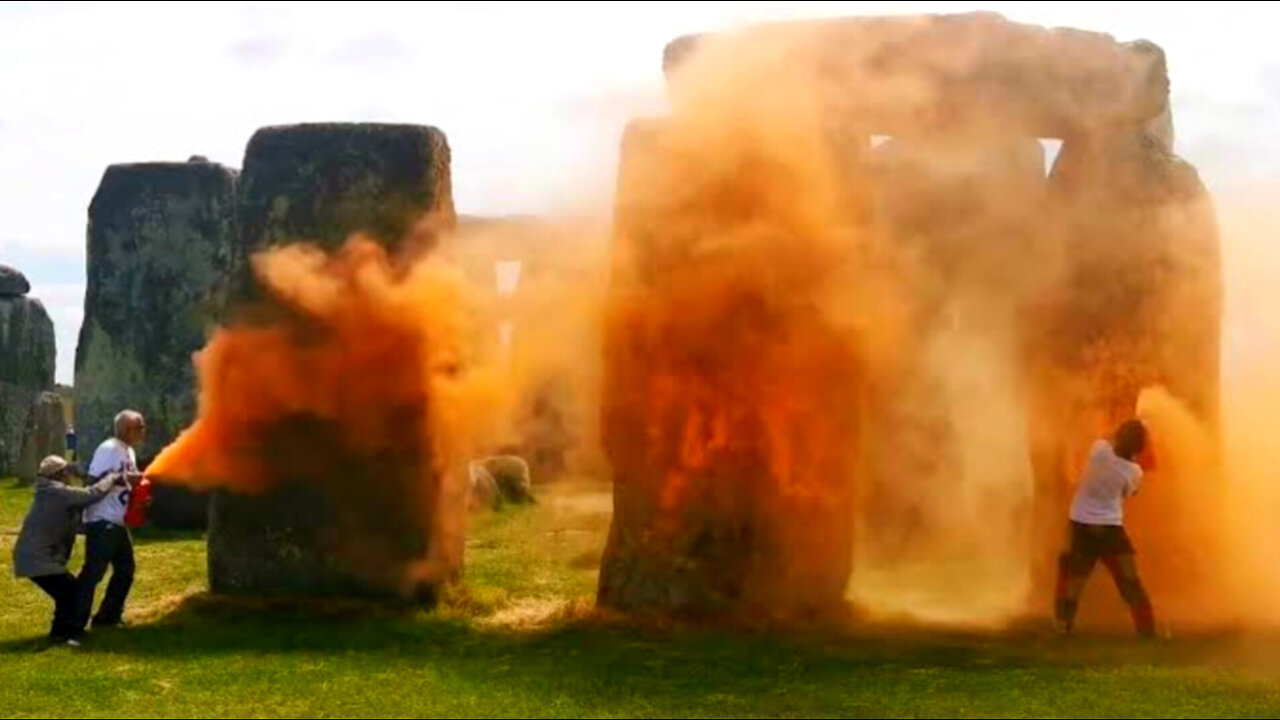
5, 591, 1263, 672
7, 594, 1280, 718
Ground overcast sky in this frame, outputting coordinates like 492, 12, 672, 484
2, 1, 1279, 384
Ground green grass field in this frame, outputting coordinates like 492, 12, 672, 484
3, 479, 1280, 718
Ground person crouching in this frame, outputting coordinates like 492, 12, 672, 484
12, 455, 125, 646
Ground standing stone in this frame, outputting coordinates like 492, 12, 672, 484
468, 461, 501, 512
209, 122, 458, 600
597, 119, 864, 621
232, 122, 455, 300
16, 392, 67, 482
470, 455, 535, 506
0, 264, 32, 297
207, 411, 439, 599
75, 160, 237, 525
0, 287, 54, 389
0, 277, 55, 477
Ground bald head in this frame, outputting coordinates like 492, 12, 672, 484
114, 410, 147, 448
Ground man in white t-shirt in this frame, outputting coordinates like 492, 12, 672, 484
1053, 418, 1156, 638
73, 410, 146, 634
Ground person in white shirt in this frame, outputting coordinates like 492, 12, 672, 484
1053, 418, 1156, 638
74, 410, 146, 634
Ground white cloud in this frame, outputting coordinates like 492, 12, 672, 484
228, 36, 291, 64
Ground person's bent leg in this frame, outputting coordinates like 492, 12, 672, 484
31, 573, 78, 641
1103, 553, 1155, 638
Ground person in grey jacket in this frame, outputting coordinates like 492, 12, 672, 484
12, 455, 125, 645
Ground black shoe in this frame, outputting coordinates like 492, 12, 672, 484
91, 619, 125, 631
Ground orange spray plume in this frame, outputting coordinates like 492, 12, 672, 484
146, 235, 499, 495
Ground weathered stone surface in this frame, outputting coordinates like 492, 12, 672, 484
598, 119, 863, 620
207, 409, 444, 600
0, 384, 37, 478
0, 264, 31, 297
209, 122, 459, 599
208, 482, 415, 594
74, 160, 237, 526
16, 391, 66, 483
468, 462, 500, 512
664, 13, 1169, 138
0, 294, 55, 476
75, 161, 238, 459
469, 455, 535, 509
232, 122, 455, 308
0, 296, 55, 390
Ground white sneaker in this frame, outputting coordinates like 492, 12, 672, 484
64, 638, 81, 648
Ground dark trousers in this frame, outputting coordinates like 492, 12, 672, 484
1054, 522, 1155, 637
31, 572, 79, 640
75, 522, 135, 630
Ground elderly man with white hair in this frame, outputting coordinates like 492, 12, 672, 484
74, 409, 146, 636
12, 455, 123, 645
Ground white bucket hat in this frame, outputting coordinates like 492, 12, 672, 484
37, 455, 69, 478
